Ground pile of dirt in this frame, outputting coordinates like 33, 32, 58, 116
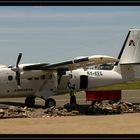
0, 101, 140, 119
84, 101, 140, 115
0, 105, 80, 119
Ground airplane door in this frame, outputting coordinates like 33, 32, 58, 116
80, 75, 88, 89
57, 75, 71, 90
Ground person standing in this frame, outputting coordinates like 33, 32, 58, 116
67, 82, 77, 106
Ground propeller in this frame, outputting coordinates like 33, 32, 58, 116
11, 53, 22, 87
16, 53, 22, 87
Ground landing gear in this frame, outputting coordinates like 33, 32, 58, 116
25, 97, 56, 108
45, 98, 56, 108
25, 97, 35, 108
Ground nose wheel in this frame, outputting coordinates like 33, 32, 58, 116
45, 98, 56, 108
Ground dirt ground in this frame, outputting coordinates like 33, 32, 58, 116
0, 113, 140, 134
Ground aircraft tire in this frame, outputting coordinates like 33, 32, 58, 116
25, 97, 35, 108
45, 98, 56, 108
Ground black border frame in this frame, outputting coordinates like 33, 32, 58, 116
0, 0, 140, 139
0, 0, 140, 6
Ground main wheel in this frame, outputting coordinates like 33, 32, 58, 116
45, 98, 56, 108
25, 97, 35, 108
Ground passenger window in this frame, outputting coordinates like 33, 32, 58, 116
27, 78, 32, 80
8, 75, 13, 81
40, 75, 45, 80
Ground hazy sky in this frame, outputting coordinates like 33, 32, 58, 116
0, 6, 140, 66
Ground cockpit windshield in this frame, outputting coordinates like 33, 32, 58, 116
88, 63, 114, 70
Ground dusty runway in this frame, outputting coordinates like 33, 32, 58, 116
0, 114, 140, 134
0, 90, 140, 134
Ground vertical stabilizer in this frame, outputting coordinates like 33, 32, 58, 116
114, 29, 140, 81
117, 29, 140, 64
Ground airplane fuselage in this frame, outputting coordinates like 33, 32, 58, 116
0, 67, 57, 98
0, 64, 136, 99
64, 68, 123, 92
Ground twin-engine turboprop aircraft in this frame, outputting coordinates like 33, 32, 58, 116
0, 28, 140, 108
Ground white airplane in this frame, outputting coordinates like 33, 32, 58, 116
0, 28, 139, 108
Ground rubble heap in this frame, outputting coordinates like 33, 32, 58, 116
0, 105, 80, 119
84, 101, 140, 115
0, 101, 140, 119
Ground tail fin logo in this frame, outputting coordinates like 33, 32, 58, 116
129, 39, 135, 46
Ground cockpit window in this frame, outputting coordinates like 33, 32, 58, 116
88, 64, 114, 70
95, 64, 114, 70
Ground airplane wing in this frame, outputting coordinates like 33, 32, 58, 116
23, 55, 119, 71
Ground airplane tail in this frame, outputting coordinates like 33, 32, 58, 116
116, 28, 140, 65
114, 28, 140, 80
